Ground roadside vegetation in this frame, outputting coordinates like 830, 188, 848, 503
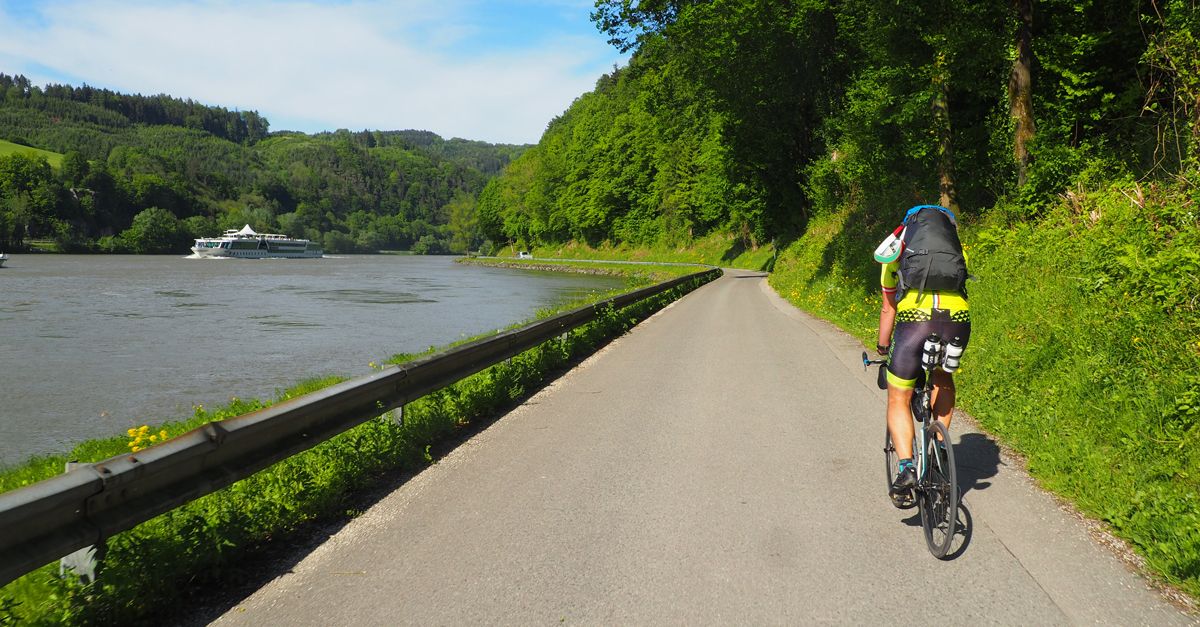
459, 255, 716, 284
520, 233, 777, 271
0, 267, 712, 625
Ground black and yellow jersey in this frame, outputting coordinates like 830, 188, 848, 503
881, 259, 969, 322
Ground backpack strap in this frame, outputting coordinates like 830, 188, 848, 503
917, 250, 933, 302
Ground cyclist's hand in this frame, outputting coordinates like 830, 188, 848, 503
876, 343, 890, 356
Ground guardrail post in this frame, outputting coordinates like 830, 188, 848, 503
58, 462, 105, 584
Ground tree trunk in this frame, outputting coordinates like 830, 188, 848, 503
932, 53, 959, 214
1009, 0, 1035, 187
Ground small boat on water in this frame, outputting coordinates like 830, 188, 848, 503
0, 253, 7, 267
191, 225, 322, 259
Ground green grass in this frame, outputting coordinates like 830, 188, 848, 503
769, 186, 1200, 599
458, 257, 705, 284
0, 272, 715, 625
0, 139, 63, 169
509, 232, 778, 271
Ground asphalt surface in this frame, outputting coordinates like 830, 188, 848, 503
211, 269, 1194, 625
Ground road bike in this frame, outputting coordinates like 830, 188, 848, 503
863, 336, 959, 558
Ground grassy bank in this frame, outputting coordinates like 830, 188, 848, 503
513, 232, 778, 271
458, 257, 709, 283
770, 186, 1200, 598
0, 270, 714, 625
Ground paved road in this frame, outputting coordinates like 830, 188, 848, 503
213, 270, 1193, 625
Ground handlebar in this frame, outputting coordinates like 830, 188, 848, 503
862, 351, 889, 390
861, 351, 887, 369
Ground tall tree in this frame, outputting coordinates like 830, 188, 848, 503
931, 51, 958, 212
1010, 0, 1036, 187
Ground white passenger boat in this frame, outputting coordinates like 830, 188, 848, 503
0, 253, 7, 267
191, 225, 323, 259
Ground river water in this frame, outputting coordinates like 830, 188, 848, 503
0, 255, 625, 466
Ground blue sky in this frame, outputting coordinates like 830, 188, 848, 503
0, 0, 628, 144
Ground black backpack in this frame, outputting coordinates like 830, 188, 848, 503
897, 205, 968, 301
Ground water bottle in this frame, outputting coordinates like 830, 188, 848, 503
873, 226, 906, 263
921, 334, 943, 370
943, 336, 965, 373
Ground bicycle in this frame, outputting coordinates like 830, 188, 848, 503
863, 334, 959, 558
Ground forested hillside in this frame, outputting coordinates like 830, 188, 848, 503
0, 74, 525, 253
482, 0, 1197, 248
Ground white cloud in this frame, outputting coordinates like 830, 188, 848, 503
0, 0, 625, 144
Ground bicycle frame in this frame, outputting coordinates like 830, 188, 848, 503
910, 373, 935, 483
864, 337, 960, 558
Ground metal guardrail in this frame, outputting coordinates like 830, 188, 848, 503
0, 267, 721, 587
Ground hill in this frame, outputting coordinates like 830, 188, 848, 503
0, 73, 527, 253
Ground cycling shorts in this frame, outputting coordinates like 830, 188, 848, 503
887, 309, 971, 389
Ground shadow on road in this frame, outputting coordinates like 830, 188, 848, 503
943, 501, 974, 559
955, 432, 1003, 496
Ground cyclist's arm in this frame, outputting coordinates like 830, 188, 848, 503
878, 260, 900, 351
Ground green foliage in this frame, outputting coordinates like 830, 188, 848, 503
119, 207, 191, 254
482, 0, 1197, 254
523, 231, 778, 271
479, 40, 767, 250
0, 271, 715, 625
1140, 0, 1200, 169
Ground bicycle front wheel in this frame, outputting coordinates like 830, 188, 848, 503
919, 420, 959, 558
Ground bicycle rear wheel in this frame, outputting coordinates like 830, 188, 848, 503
884, 427, 915, 509
919, 420, 958, 558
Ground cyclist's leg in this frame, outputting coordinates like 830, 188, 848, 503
929, 369, 956, 431
928, 319, 970, 432
887, 384, 915, 459
885, 320, 926, 460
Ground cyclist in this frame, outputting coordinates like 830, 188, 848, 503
875, 206, 971, 496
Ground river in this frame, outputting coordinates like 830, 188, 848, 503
0, 254, 626, 466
